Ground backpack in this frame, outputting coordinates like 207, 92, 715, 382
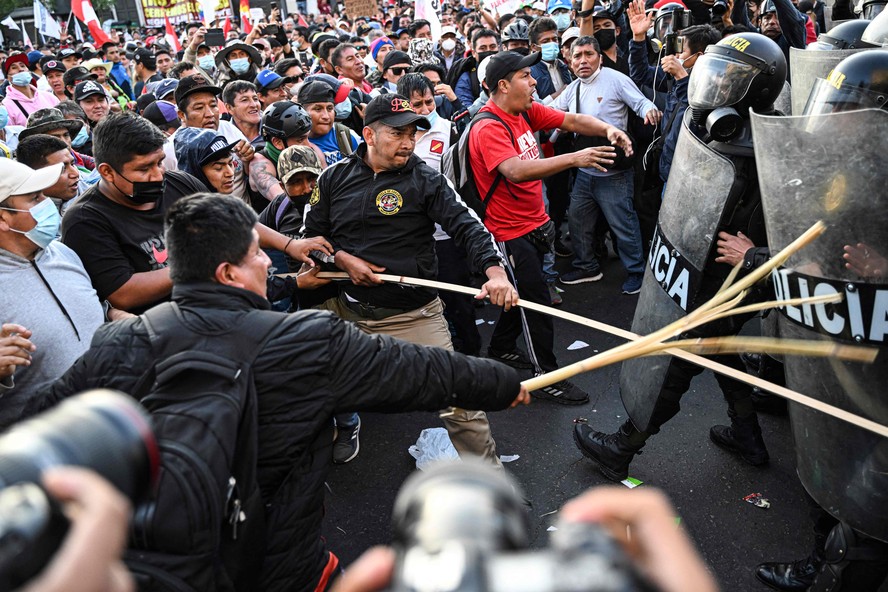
334, 122, 355, 158
441, 111, 525, 220
125, 302, 281, 592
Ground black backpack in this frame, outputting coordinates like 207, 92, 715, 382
441, 111, 526, 220
125, 302, 281, 592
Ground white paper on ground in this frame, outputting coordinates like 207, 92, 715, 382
567, 340, 589, 350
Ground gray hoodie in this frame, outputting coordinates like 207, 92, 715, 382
0, 240, 104, 429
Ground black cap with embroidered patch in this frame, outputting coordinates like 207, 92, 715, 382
363, 93, 430, 130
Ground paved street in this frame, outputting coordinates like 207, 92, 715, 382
321, 252, 842, 590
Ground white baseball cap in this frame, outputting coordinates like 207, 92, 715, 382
0, 160, 64, 202
477, 55, 494, 89
561, 26, 581, 47
440, 25, 458, 37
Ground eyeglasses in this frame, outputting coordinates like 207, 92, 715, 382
389, 67, 408, 75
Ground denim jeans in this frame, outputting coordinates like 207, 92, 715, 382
569, 170, 645, 276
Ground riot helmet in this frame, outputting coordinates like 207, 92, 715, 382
653, 3, 691, 43
261, 101, 312, 143
807, 19, 877, 50
688, 32, 787, 140
862, 7, 888, 45
501, 19, 530, 43
803, 50, 888, 114
862, 0, 887, 20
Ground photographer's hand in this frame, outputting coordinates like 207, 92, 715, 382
22, 468, 133, 592
331, 547, 395, 592
560, 487, 718, 592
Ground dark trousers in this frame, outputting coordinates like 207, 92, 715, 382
435, 238, 481, 357
490, 235, 557, 373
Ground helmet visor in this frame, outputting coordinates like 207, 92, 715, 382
806, 38, 840, 51
863, 2, 885, 20
803, 76, 888, 115
687, 53, 761, 109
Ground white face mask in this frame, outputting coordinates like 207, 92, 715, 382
580, 64, 602, 84
441, 38, 456, 52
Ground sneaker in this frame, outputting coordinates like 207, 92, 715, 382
333, 416, 361, 464
554, 238, 573, 258
548, 284, 563, 306
621, 273, 643, 295
487, 347, 536, 370
531, 380, 589, 405
560, 269, 603, 285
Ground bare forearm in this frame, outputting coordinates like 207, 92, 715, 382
579, 0, 596, 36
499, 153, 577, 183
107, 268, 172, 311
561, 112, 613, 137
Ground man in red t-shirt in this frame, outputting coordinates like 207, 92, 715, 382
469, 50, 632, 405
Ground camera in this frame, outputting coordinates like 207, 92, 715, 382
389, 462, 657, 592
663, 32, 684, 55
711, 0, 729, 16
0, 390, 158, 589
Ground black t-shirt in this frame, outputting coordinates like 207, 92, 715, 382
61, 171, 207, 312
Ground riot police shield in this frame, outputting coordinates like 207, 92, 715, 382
620, 114, 736, 432
789, 47, 870, 115
751, 108, 888, 542
775, 80, 793, 115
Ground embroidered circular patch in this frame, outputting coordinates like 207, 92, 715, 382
376, 189, 403, 215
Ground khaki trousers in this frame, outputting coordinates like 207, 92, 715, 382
321, 296, 502, 467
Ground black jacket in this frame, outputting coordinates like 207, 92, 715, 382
28, 282, 521, 592
304, 144, 502, 310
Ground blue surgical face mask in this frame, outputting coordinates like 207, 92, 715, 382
0, 106, 8, 129
71, 126, 89, 148
552, 12, 571, 30
334, 99, 353, 120
425, 109, 439, 128
230, 57, 250, 74
11, 72, 33, 87
541, 41, 560, 62
198, 55, 216, 71
0, 198, 61, 249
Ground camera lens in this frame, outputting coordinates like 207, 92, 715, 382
0, 390, 159, 502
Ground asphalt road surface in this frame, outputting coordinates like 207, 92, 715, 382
321, 251, 849, 591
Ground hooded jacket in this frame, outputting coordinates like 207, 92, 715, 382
304, 143, 503, 310
27, 282, 521, 592
2, 84, 60, 127
174, 127, 227, 191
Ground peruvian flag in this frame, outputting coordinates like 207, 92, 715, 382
71, 0, 111, 45
239, 0, 252, 34
164, 16, 182, 51
222, 16, 231, 37
297, 14, 309, 27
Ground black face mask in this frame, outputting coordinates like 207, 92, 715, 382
594, 29, 617, 51
512, 46, 531, 56
476, 50, 497, 64
113, 169, 166, 205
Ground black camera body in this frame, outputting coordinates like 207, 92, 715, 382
390, 462, 657, 592
711, 0, 729, 17
663, 32, 684, 55
0, 391, 157, 590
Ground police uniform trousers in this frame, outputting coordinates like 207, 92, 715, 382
321, 296, 503, 468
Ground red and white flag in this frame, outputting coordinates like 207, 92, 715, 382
239, 0, 252, 35
71, 0, 111, 46
297, 14, 309, 27
21, 20, 32, 48
164, 16, 182, 51
222, 16, 232, 37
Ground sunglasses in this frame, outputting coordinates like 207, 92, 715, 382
355, 46, 368, 52
389, 66, 408, 75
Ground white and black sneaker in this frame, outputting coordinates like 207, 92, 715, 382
487, 347, 536, 370
531, 380, 589, 405
333, 416, 361, 464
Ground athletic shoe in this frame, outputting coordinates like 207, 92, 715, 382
333, 416, 361, 464
554, 238, 573, 258
560, 269, 604, 285
621, 273, 643, 295
531, 380, 589, 405
548, 284, 563, 306
486, 347, 536, 370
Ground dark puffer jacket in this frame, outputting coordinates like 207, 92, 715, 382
28, 282, 521, 592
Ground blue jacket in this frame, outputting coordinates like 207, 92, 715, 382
627, 40, 688, 183
109, 62, 134, 100
455, 70, 478, 108
529, 59, 572, 101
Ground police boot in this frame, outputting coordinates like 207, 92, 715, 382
755, 556, 820, 591
809, 522, 888, 592
573, 420, 646, 482
709, 411, 770, 466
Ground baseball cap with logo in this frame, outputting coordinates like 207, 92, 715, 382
42, 60, 66, 74
57, 48, 83, 60
154, 78, 179, 100
363, 93, 430, 129
277, 146, 323, 184
0, 160, 64, 203
174, 74, 222, 106
255, 69, 289, 91
134, 48, 157, 69
74, 80, 107, 102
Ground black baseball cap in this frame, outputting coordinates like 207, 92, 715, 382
382, 50, 411, 71
143, 101, 182, 130
42, 59, 66, 74
63, 65, 96, 87
134, 48, 157, 69
58, 48, 83, 60
297, 80, 335, 104
363, 93, 430, 130
484, 51, 541, 91
174, 73, 222, 106
74, 79, 107, 101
